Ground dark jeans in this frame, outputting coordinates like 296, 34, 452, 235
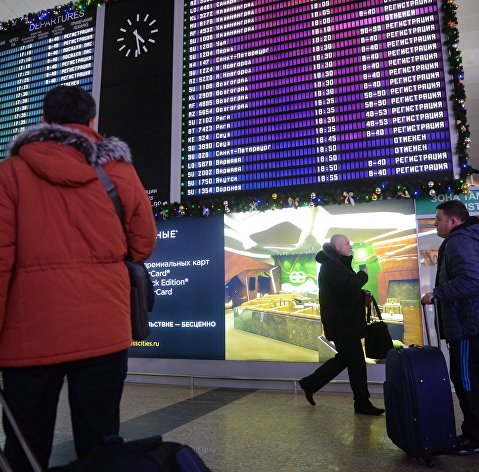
449, 336, 479, 441
2, 349, 128, 471
300, 338, 370, 404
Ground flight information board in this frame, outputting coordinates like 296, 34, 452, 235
182, 0, 456, 198
0, 9, 96, 160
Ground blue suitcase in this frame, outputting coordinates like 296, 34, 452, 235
383, 304, 457, 466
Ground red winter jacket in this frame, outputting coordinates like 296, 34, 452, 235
0, 123, 157, 367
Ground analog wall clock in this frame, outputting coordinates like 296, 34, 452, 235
117, 13, 159, 58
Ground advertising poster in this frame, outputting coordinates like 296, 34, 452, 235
224, 200, 422, 363
129, 216, 225, 359
131, 198, 425, 362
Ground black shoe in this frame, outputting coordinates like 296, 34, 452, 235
298, 379, 316, 406
455, 435, 479, 455
354, 402, 385, 416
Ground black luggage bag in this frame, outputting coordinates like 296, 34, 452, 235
383, 303, 457, 466
0, 386, 210, 472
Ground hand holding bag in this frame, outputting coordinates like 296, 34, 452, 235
364, 293, 394, 359
93, 165, 155, 341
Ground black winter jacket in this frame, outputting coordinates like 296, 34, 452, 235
316, 243, 368, 342
434, 216, 479, 342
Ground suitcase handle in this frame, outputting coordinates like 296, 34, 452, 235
0, 387, 42, 472
422, 299, 441, 348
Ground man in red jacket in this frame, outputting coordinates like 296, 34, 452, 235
0, 85, 157, 470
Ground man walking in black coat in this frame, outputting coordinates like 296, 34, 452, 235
298, 234, 385, 415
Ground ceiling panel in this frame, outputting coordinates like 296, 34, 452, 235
0, 1, 57, 23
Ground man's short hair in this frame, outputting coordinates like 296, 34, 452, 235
436, 200, 469, 222
43, 85, 96, 126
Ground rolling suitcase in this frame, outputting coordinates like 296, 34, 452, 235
383, 302, 457, 466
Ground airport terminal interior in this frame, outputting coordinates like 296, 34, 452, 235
0, 379, 475, 471
0, 1, 478, 471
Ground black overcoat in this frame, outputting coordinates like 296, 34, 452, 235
316, 243, 368, 342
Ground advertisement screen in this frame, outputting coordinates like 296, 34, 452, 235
131, 199, 423, 362
130, 216, 226, 359
224, 201, 422, 362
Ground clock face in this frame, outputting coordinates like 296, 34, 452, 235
117, 13, 159, 58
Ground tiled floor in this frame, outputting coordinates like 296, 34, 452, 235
33, 381, 479, 471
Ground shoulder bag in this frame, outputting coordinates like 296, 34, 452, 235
93, 165, 155, 341
364, 293, 394, 359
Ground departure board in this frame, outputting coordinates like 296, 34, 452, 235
0, 10, 96, 160
182, 0, 456, 198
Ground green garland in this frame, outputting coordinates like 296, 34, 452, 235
442, 0, 471, 178
0, 0, 470, 218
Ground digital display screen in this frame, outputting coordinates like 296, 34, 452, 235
0, 10, 97, 160
181, 0, 457, 198
130, 217, 225, 359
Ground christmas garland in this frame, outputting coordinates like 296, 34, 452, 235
0, 0, 470, 218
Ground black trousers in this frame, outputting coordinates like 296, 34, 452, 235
449, 336, 479, 441
2, 349, 128, 472
301, 338, 370, 404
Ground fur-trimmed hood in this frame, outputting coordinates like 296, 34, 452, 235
7, 123, 132, 165
6, 123, 132, 188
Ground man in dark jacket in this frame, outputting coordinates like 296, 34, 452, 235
421, 200, 479, 454
298, 234, 385, 415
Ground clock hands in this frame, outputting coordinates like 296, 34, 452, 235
133, 29, 146, 57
